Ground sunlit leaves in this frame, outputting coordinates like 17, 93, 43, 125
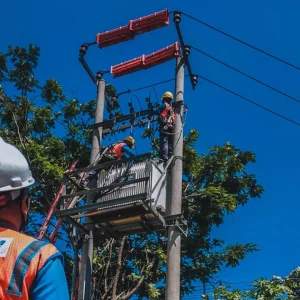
41, 79, 66, 105
0, 44, 267, 299
8, 45, 40, 93
0, 53, 7, 82
212, 268, 300, 299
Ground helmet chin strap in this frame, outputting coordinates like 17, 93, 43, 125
19, 201, 26, 233
19, 193, 29, 233
11, 189, 21, 201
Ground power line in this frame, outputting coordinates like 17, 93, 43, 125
181, 12, 300, 72
118, 75, 192, 96
198, 74, 300, 126
131, 94, 143, 110
116, 73, 300, 125
191, 46, 300, 104
118, 77, 177, 95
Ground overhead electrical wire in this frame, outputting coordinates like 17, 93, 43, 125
118, 77, 177, 95
197, 74, 300, 126
118, 75, 300, 127
191, 46, 300, 104
131, 94, 143, 110
181, 12, 300, 72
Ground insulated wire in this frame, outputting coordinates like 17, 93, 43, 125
181, 12, 300, 72
198, 74, 300, 126
118, 75, 191, 96
131, 94, 143, 110
119, 78, 176, 95
191, 46, 300, 104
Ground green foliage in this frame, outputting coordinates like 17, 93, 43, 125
211, 267, 300, 299
90, 130, 264, 299
0, 45, 95, 238
0, 45, 266, 299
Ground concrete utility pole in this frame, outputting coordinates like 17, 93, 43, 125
165, 55, 185, 300
78, 72, 106, 300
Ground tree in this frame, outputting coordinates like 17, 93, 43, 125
90, 131, 263, 299
0, 45, 264, 299
211, 267, 300, 299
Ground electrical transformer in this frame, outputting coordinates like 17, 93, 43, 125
95, 160, 167, 214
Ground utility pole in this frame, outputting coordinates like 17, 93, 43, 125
78, 72, 105, 300
165, 55, 185, 300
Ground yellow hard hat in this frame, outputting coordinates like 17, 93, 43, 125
123, 136, 135, 147
161, 91, 173, 101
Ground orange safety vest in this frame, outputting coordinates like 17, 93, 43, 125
0, 228, 60, 300
160, 103, 175, 125
109, 142, 126, 159
160, 103, 171, 117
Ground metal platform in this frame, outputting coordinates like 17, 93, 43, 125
55, 153, 188, 240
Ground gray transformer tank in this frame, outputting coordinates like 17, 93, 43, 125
95, 160, 167, 215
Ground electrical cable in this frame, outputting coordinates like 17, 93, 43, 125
118, 78, 177, 96
191, 46, 300, 104
198, 74, 300, 126
112, 131, 118, 143
181, 12, 300, 72
131, 94, 143, 110
130, 125, 138, 155
147, 87, 160, 156
150, 87, 160, 103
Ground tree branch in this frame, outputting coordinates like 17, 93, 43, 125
101, 239, 115, 300
121, 255, 158, 300
111, 237, 126, 300
0, 94, 27, 152
121, 274, 145, 300
104, 239, 114, 292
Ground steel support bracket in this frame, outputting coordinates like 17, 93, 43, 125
166, 216, 188, 237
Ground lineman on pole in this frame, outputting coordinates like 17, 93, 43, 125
80, 136, 136, 188
0, 137, 69, 300
158, 91, 175, 162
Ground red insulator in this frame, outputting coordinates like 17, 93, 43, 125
111, 42, 180, 78
129, 9, 169, 35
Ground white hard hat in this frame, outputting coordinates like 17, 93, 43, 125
0, 137, 35, 192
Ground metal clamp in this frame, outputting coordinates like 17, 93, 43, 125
166, 216, 188, 237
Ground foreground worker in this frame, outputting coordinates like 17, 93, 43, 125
158, 91, 175, 162
0, 137, 69, 300
80, 136, 136, 188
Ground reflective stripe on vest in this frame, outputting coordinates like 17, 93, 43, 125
0, 228, 60, 300
7, 240, 46, 296
111, 142, 125, 159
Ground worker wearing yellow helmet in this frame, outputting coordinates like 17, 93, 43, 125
158, 91, 175, 162
109, 136, 135, 159
80, 136, 136, 188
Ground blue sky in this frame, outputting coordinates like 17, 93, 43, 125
2, 0, 300, 297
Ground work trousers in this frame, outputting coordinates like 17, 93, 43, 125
159, 127, 173, 161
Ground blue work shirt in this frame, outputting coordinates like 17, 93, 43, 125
30, 254, 70, 300
0, 220, 69, 300
121, 144, 135, 158
158, 102, 168, 114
